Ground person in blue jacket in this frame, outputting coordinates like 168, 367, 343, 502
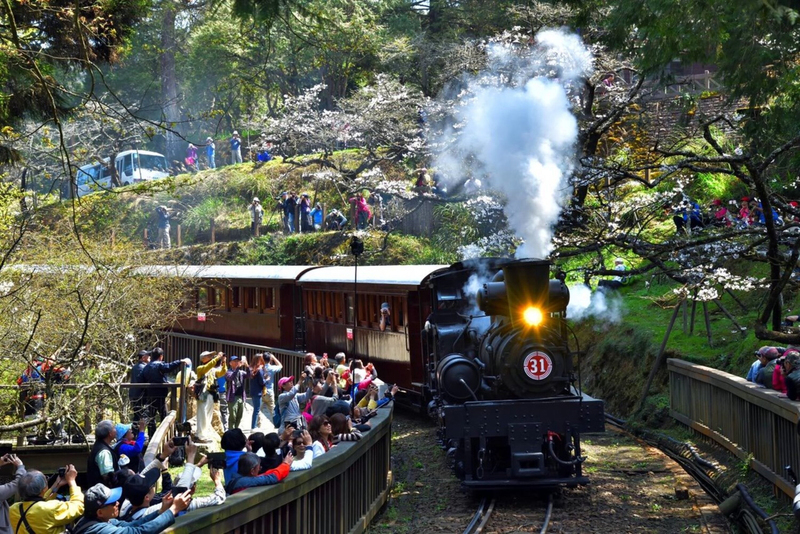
225, 453, 293, 495
205, 137, 216, 169
113, 421, 148, 473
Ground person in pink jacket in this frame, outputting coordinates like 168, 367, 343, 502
349, 191, 372, 230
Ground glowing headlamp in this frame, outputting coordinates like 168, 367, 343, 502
522, 306, 543, 326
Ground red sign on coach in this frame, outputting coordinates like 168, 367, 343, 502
523, 351, 552, 380
346, 328, 353, 340
197, 312, 206, 322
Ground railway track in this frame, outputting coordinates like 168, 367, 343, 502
462, 494, 555, 534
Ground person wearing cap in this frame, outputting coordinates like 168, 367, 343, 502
349, 190, 372, 230
71, 482, 191, 534
225, 355, 248, 430
113, 420, 148, 474
310, 202, 323, 231
597, 258, 627, 292
10, 464, 83, 534
754, 347, 784, 389
277, 376, 313, 431
205, 137, 215, 169
116, 467, 161, 521
248, 197, 264, 237
195, 351, 227, 443
782, 351, 800, 401
325, 208, 347, 230
225, 452, 293, 495
379, 302, 391, 332
230, 131, 242, 165
141, 348, 191, 438
129, 350, 151, 425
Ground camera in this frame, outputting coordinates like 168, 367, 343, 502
175, 421, 192, 434
173, 436, 189, 446
207, 452, 226, 469
58, 467, 66, 477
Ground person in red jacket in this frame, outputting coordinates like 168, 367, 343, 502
225, 452, 293, 494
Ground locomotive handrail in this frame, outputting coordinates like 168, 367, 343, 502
668, 358, 800, 497
162, 405, 393, 534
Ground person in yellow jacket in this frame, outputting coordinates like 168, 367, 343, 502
194, 351, 227, 443
10, 464, 83, 534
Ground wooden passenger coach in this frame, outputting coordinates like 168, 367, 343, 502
153, 264, 448, 408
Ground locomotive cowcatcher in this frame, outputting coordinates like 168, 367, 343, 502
425, 258, 605, 488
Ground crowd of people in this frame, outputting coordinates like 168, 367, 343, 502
0, 349, 394, 533
271, 189, 378, 236
668, 196, 799, 236
745, 345, 800, 400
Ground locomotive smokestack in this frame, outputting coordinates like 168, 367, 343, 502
502, 260, 550, 328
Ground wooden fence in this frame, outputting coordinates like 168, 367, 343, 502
668, 358, 800, 497
163, 406, 393, 534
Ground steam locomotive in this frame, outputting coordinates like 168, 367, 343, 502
424, 258, 605, 488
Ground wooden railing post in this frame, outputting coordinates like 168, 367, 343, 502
143, 228, 149, 249
177, 224, 182, 248
210, 218, 216, 244
110, 228, 115, 249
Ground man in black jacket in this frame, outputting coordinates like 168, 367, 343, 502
141, 348, 190, 437
129, 350, 150, 424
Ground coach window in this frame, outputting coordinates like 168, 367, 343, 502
244, 287, 257, 313
346, 294, 354, 324
231, 286, 242, 310
334, 293, 344, 323
197, 287, 208, 310
260, 287, 275, 311
324, 292, 333, 322
315, 291, 324, 318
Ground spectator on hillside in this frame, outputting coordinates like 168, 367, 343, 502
310, 203, 323, 231
782, 351, 800, 400
325, 209, 347, 230
248, 197, 263, 237
299, 194, 313, 232
185, 144, 198, 172
669, 199, 704, 235
597, 258, 627, 292
155, 206, 171, 250
230, 131, 243, 165
129, 350, 151, 424
710, 199, 734, 227
10, 464, 83, 534
349, 191, 372, 230
277, 192, 296, 234
206, 137, 216, 169
142, 348, 190, 437
737, 197, 752, 228
225, 452, 292, 495
225, 355, 248, 430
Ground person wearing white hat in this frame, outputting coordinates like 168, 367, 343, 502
249, 197, 264, 237
230, 131, 242, 165
597, 257, 627, 292
194, 351, 226, 443
206, 137, 216, 169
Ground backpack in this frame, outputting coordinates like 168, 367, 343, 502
273, 402, 282, 428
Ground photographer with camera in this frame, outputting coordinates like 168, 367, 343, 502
113, 418, 148, 474
194, 351, 227, 443
10, 463, 83, 534
0, 453, 25, 534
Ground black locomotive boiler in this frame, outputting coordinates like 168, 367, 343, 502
425, 258, 605, 488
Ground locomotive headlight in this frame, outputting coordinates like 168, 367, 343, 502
522, 306, 543, 326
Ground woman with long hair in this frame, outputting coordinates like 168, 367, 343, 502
308, 415, 333, 456
329, 413, 362, 444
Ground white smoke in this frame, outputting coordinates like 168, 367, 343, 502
433, 29, 593, 259
567, 284, 624, 323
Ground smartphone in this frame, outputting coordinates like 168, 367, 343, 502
173, 436, 189, 446
207, 452, 227, 469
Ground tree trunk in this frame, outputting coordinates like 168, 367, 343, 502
160, 1, 182, 164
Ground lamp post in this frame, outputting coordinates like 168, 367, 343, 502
350, 235, 364, 358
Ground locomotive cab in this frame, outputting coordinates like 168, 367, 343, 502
426, 259, 605, 489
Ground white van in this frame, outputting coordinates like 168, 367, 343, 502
74, 150, 169, 197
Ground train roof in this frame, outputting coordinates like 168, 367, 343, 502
297, 265, 448, 286
137, 265, 318, 280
